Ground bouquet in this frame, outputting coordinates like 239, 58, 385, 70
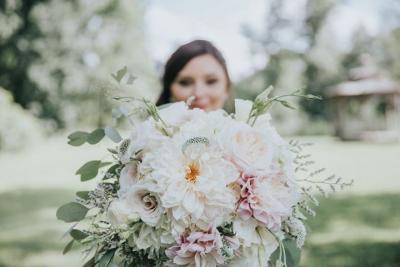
57, 73, 352, 267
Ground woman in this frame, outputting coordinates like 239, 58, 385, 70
157, 39, 231, 111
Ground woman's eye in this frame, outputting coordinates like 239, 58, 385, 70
206, 79, 218, 85
178, 79, 192, 86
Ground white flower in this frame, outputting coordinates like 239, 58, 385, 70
231, 222, 279, 267
158, 101, 192, 127
142, 136, 239, 229
108, 199, 139, 225
219, 122, 273, 173
126, 182, 164, 226
118, 163, 138, 197
233, 217, 261, 247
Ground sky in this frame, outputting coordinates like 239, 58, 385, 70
144, 0, 388, 81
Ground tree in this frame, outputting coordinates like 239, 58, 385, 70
0, 0, 157, 128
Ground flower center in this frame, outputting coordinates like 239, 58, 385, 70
185, 162, 200, 183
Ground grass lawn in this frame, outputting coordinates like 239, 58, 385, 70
0, 134, 399, 266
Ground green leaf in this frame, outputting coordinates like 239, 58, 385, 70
255, 85, 274, 102
68, 131, 89, 146
285, 239, 301, 266
70, 229, 88, 241
103, 164, 119, 180
279, 100, 296, 110
76, 191, 90, 200
305, 94, 323, 100
99, 250, 116, 267
87, 128, 105, 145
111, 66, 128, 83
104, 127, 122, 143
76, 160, 101, 181
56, 202, 89, 222
63, 239, 74, 255
107, 148, 118, 154
83, 257, 95, 267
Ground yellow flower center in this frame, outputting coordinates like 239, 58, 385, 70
185, 162, 200, 183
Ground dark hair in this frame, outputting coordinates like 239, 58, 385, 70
157, 39, 231, 106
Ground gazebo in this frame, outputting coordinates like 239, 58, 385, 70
328, 55, 400, 142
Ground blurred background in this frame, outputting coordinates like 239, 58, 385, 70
0, 0, 399, 266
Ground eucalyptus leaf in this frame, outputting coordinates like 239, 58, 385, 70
57, 202, 89, 222
83, 256, 95, 267
284, 239, 301, 266
111, 66, 128, 83
104, 127, 122, 143
99, 249, 116, 267
279, 100, 296, 110
76, 191, 90, 200
76, 160, 101, 181
270, 239, 301, 267
70, 229, 88, 241
67, 131, 89, 146
63, 239, 74, 255
87, 128, 105, 144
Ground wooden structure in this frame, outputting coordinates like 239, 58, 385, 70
328, 55, 400, 142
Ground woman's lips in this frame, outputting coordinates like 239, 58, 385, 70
191, 103, 208, 109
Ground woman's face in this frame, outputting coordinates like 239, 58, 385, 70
170, 54, 229, 111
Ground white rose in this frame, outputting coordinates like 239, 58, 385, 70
159, 101, 192, 127
219, 122, 273, 173
118, 163, 138, 197
126, 183, 164, 226
108, 199, 139, 225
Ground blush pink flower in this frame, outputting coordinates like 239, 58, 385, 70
165, 228, 224, 267
236, 172, 297, 230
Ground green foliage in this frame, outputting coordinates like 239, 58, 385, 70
68, 129, 106, 146
70, 229, 88, 241
83, 257, 96, 267
76, 191, 91, 200
87, 129, 106, 145
104, 127, 122, 143
111, 66, 128, 83
63, 239, 74, 255
56, 202, 89, 222
99, 249, 116, 267
68, 131, 90, 146
0, 0, 157, 128
270, 239, 301, 267
76, 160, 111, 181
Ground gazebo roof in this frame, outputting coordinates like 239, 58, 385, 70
328, 78, 400, 97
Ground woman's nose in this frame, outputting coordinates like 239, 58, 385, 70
193, 82, 207, 97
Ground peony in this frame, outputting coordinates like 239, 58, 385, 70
165, 228, 224, 267
237, 171, 299, 230
125, 182, 164, 226
219, 122, 273, 174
